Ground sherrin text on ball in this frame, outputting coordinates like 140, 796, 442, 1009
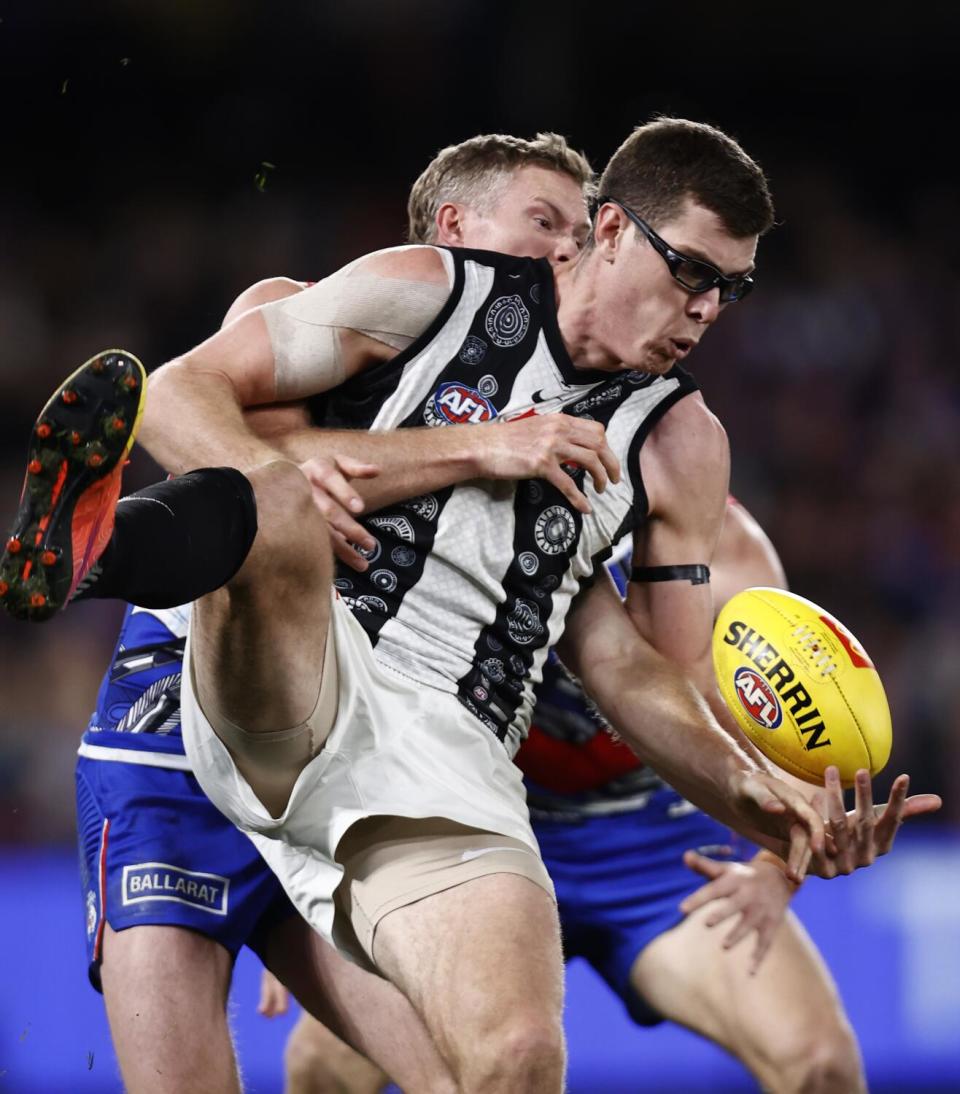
712, 587, 892, 786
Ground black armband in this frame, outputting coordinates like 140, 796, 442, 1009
630, 564, 710, 586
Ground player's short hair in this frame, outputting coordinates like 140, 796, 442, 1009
407, 132, 594, 244
596, 117, 775, 239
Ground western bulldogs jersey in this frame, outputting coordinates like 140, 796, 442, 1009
80, 604, 191, 768
312, 246, 698, 752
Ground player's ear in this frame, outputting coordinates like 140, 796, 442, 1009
593, 202, 626, 262
435, 202, 466, 246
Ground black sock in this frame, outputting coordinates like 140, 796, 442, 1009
75, 467, 258, 608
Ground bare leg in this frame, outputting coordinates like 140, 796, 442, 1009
190, 460, 338, 814
100, 924, 239, 1094
372, 874, 566, 1094
283, 1012, 389, 1094
192, 459, 335, 731
263, 914, 455, 1094
632, 909, 865, 1094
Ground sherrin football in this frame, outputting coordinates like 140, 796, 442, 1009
712, 587, 892, 787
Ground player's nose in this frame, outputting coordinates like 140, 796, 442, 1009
550, 234, 580, 266
686, 285, 723, 324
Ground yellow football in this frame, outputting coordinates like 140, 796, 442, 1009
712, 587, 892, 787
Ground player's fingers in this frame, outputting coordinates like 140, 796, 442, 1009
308, 462, 370, 516
583, 432, 621, 485
872, 773, 908, 855
853, 768, 878, 862
679, 878, 730, 916
722, 914, 755, 951
682, 849, 727, 880
749, 928, 775, 975
542, 465, 591, 514
310, 487, 376, 550
330, 530, 370, 572
704, 902, 738, 929
824, 765, 851, 870
600, 442, 621, 484
786, 822, 813, 883
258, 974, 289, 1018
563, 443, 608, 494
334, 456, 380, 481
562, 421, 621, 484
755, 777, 825, 851
900, 793, 943, 820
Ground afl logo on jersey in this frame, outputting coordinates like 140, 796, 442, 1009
424, 382, 498, 426
534, 505, 576, 555
733, 666, 783, 730
485, 294, 530, 348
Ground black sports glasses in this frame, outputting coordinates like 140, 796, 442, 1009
598, 196, 755, 304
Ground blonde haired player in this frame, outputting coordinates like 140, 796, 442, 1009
52, 132, 591, 1094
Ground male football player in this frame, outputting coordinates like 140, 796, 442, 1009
3, 119, 936, 1093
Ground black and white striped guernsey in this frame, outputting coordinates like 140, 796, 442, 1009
313, 246, 698, 754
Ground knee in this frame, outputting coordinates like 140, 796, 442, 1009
249, 460, 318, 532
775, 1022, 864, 1094
244, 460, 331, 574
462, 1013, 565, 1093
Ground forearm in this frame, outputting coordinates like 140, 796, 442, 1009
570, 647, 764, 833
599, 673, 798, 852
274, 423, 489, 510
703, 680, 784, 779
141, 361, 282, 475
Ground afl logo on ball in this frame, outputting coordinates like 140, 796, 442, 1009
424, 382, 498, 426
485, 294, 530, 348
734, 666, 783, 729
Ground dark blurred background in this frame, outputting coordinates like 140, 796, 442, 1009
0, 2, 958, 1091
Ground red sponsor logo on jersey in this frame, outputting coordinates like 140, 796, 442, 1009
433, 382, 497, 424
734, 666, 783, 729
819, 615, 873, 669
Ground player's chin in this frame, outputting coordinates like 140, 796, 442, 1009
635, 352, 674, 376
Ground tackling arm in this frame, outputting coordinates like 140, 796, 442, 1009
137, 247, 451, 477
143, 261, 620, 520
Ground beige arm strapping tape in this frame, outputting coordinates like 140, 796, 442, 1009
261, 247, 454, 401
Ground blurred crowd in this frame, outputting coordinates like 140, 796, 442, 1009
1, 159, 957, 846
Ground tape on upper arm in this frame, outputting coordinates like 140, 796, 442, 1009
261, 249, 453, 400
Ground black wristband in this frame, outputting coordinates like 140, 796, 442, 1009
630, 564, 710, 585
